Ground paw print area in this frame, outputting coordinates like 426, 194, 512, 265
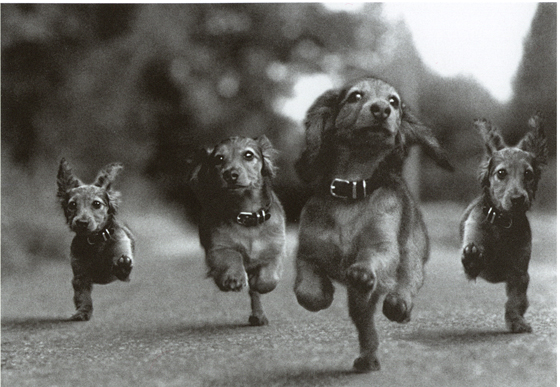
382, 293, 412, 323
461, 243, 484, 280
217, 268, 248, 292
113, 255, 133, 281
346, 263, 377, 292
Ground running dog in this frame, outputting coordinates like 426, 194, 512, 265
189, 136, 286, 326
460, 113, 548, 333
294, 77, 452, 372
57, 158, 135, 321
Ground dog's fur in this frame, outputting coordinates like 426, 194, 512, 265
294, 77, 452, 372
57, 159, 135, 321
189, 136, 286, 326
460, 113, 547, 333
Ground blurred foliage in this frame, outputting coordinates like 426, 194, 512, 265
2, 3, 556, 231
506, 3, 557, 148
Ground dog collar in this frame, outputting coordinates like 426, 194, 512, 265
329, 175, 386, 200
86, 227, 114, 245
482, 205, 513, 229
236, 208, 271, 227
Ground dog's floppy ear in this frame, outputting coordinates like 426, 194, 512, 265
517, 111, 548, 167
94, 163, 123, 190
296, 88, 341, 182
400, 107, 454, 171
474, 118, 506, 155
57, 158, 82, 202
188, 147, 212, 188
255, 135, 278, 178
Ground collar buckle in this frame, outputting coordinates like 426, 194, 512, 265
236, 209, 271, 227
330, 178, 367, 200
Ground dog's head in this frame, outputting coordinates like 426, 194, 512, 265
296, 77, 452, 182
57, 158, 123, 235
189, 135, 277, 194
476, 112, 548, 213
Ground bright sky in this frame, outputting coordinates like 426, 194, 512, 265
279, 2, 538, 122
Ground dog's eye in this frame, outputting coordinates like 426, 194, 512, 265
496, 169, 508, 180
68, 201, 77, 211
244, 151, 254, 161
92, 200, 103, 209
524, 169, 534, 181
347, 91, 363, 103
389, 96, 400, 108
213, 155, 224, 165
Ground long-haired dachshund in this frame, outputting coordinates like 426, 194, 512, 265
460, 113, 547, 333
189, 136, 286, 326
294, 77, 453, 372
57, 159, 135, 321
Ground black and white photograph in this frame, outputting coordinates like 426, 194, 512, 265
1, 2, 556, 386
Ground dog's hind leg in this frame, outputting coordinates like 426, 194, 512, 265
70, 276, 93, 321
246, 260, 281, 326
294, 258, 334, 312
348, 287, 381, 372
248, 290, 268, 326
505, 273, 532, 333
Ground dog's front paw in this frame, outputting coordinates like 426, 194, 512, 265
113, 255, 133, 281
69, 311, 92, 321
248, 312, 269, 326
353, 353, 381, 373
216, 268, 247, 292
383, 293, 412, 323
507, 317, 533, 334
346, 263, 376, 292
462, 243, 484, 279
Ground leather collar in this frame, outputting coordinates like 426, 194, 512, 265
86, 227, 114, 245
482, 205, 513, 229
236, 208, 271, 227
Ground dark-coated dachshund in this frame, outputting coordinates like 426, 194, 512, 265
460, 113, 548, 333
189, 136, 286, 326
294, 76, 453, 372
57, 159, 135, 321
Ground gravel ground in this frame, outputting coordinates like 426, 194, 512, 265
2, 203, 556, 387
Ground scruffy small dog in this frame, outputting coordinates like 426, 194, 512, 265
460, 113, 548, 333
57, 158, 135, 321
294, 77, 452, 372
189, 136, 286, 326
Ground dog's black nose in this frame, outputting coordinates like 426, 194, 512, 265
75, 220, 89, 229
370, 101, 391, 121
223, 169, 239, 183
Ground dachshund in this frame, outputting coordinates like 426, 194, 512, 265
460, 113, 548, 333
294, 76, 453, 372
189, 136, 286, 326
57, 159, 135, 321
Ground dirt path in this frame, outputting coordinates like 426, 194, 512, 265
2, 204, 556, 387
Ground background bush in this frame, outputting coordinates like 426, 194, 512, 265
2, 3, 556, 269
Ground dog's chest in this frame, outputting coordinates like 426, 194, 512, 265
302, 190, 401, 253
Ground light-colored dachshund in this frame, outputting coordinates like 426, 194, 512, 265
294, 77, 452, 372
460, 113, 547, 333
57, 159, 135, 321
189, 136, 286, 326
